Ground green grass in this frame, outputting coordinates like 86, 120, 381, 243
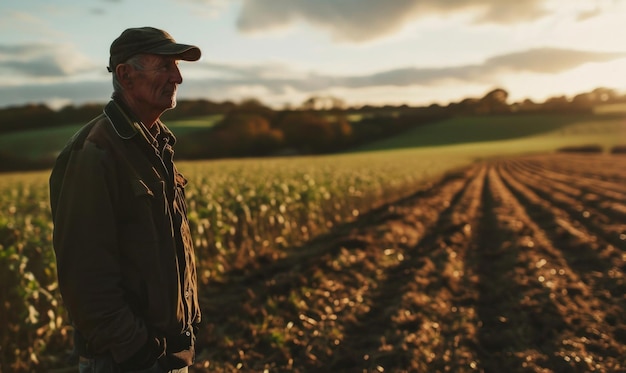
165, 114, 223, 136
0, 124, 84, 160
354, 113, 626, 154
2, 112, 624, 163
0, 115, 222, 161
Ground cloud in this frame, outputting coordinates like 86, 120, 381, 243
0, 80, 111, 108
0, 10, 65, 40
193, 47, 626, 91
0, 43, 96, 78
575, 7, 602, 22
357, 48, 626, 87
1, 47, 624, 108
483, 48, 625, 74
236, 0, 548, 42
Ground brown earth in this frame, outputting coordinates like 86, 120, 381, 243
193, 153, 626, 373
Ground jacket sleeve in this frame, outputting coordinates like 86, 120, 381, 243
51, 140, 151, 364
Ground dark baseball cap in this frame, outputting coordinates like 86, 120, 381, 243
108, 27, 201, 72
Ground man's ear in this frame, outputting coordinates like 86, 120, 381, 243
115, 64, 132, 86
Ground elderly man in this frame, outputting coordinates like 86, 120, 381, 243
50, 27, 202, 373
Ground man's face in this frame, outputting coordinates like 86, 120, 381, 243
127, 54, 183, 114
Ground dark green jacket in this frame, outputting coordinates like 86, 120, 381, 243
49, 99, 200, 369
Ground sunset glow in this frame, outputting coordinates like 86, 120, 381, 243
1, 0, 625, 109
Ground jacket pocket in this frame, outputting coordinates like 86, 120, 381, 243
130, 178, 155, 198
129, 178, 168, 217
120, 178, 165, 247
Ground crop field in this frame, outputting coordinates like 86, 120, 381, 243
0, 147, 475, 372
193, 153, 625, 372
1, 150, 625, 372
0, 109, 625, 372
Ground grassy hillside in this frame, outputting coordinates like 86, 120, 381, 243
1, 112, 624, 167
0, 124, 84, 161
166, 114, 223, 135
354, 113, 626, 153
0, 115, 222, 162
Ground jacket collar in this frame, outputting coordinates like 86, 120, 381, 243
103, 99, 141, 140
103, 97, 177, 146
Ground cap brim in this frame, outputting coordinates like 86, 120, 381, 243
147, 43, 201, 61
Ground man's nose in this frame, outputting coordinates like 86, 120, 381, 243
171, 65, 183, 84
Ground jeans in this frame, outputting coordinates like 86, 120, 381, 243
78, 356, 188, 373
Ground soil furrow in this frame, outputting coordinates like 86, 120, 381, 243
192, 154, 626, 372
507, 159, 626, 223
528, 154, 626, 181
332, 165, 487, 372
511, 158, 626, 207
494, 161, 626, 371
528, 154, 626, 185
515, 156, 626, 197
501, 161, 626, 252
497, 161, 624, 288
472, 165, 570, 371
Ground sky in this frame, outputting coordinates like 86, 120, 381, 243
1, 0, 626, 110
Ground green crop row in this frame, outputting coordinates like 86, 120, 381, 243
0, 172, 69, 371
182, 151, 471, 283
0, 149, 473, 371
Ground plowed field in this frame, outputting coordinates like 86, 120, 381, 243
193, 153, 626, 372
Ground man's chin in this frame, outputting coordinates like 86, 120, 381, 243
170, 93, 177, 108
164, 95, 177, 109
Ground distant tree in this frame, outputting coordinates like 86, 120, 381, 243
542, 96, 571, 112
589, 87, 618, 103
178, 113, 283, 159
213, 113, 283, 156
476, 88, 510, 114
450, 98, 480, 115
568, 87, 620, 111
300, 95, 346, 110
512, 98, 541, 113
275, 112, 351, 153
228, 98, 276, 121
484, 88, 509, 103
56, 104, 103, 125
330, 116, 353, 148
571, 93, 593, 110
350, 116, 386, 144
0, 104, 56, 133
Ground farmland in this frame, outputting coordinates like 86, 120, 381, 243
193, 153, 625, 372
0, 146, 477, 372
0, 113, 625, 372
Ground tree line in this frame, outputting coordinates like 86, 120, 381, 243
175, 86, 626, 159
0, 87, 624, 167
1, 87, 623, 135
175, 99, 451, 159
0, 99, 238, 135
